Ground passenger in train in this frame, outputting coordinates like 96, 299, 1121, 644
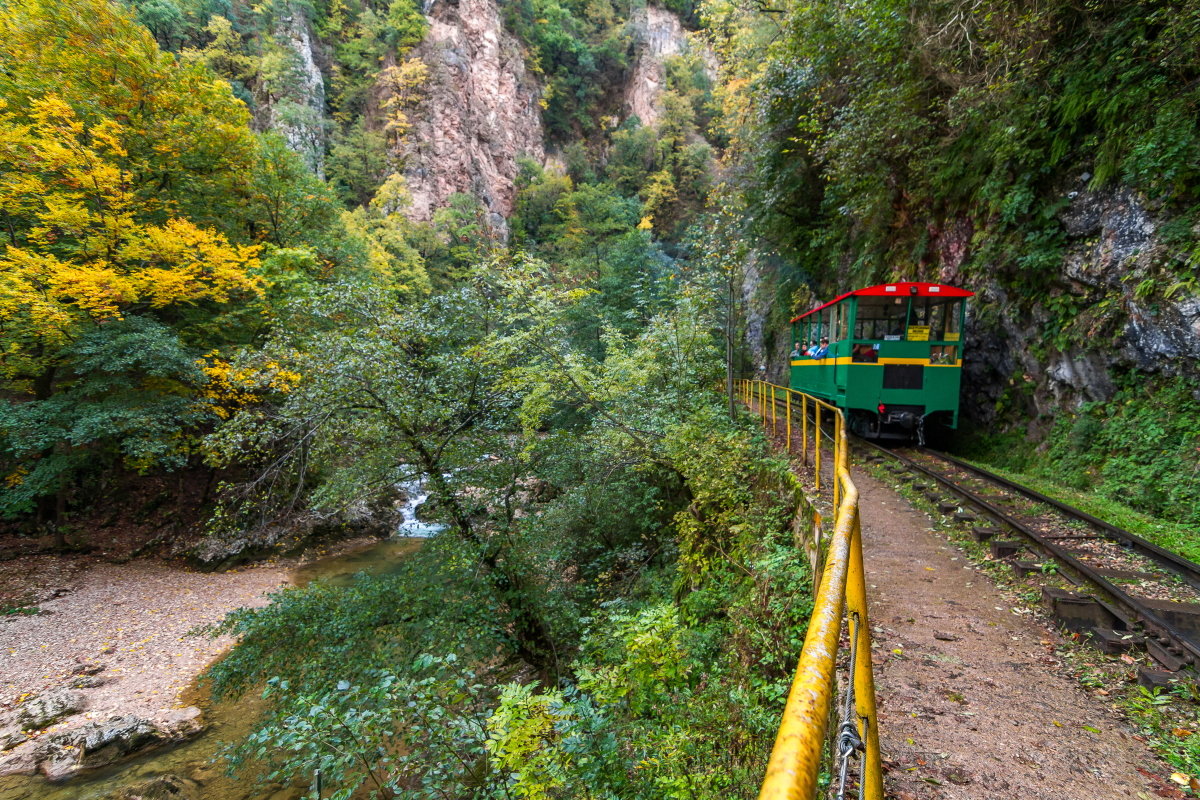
810, 337, 829, 359
852, 343, 878, 362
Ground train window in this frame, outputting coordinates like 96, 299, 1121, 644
944, 300, 962, 341
856, 297, 907, 340
930, 345, 958, 364
906, 297, 960, 340
800, 317, 817, 352
852, 343, 879, 362
907, 298, 928, 327
927, 302, 947, 339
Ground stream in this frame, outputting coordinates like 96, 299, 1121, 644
0, 533, 426, 800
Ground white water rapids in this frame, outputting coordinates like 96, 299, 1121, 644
395, 474, 448, 537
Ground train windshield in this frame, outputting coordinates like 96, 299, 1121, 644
907, 297, 963, 341
855, 296, 963, 341
854, 297, 908, 340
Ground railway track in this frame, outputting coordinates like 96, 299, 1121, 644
860, 442, 1200, 685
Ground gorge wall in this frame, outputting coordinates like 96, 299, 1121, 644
960, 186, 1200, 426
245, 1, 697, 236
258, 3, 328, 178
401, 0, 545, 230
624, 5, 686, 127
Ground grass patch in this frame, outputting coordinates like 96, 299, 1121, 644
1, 604, 39, 616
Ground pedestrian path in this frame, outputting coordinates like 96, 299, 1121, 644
855, 469, 1173, 799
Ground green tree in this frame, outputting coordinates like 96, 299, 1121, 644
425, 193, 498, 288
0, 0, 357, 532
326, 118, 391, 206
205, 271, 562, 670
134, 0, 186, 49
0, 318, 210, 529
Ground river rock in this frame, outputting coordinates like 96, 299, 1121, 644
41, 715, 164, 780
109, 774, 202, 800
190, 506, 399, 570
156, 706, 204, 739
0, 740, 42, 776
17, 688, 86, 729
188, 524, 294, 571
70, 674, 107, 689
0, 722, 27, 752
38, 711, 204, 780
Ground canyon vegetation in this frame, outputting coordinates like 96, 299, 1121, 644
0, 0, 1198, 797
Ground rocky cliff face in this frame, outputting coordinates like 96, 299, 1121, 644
624, 6, 687, 127
260, 4, 328, 178
401, 0, 545, 231
962, 184, 1200, 425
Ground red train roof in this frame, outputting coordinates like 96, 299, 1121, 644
789, 282, 974, 323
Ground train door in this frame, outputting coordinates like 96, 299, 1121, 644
832, 302, 848, 402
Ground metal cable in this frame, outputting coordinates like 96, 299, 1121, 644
836, 612, 866, 800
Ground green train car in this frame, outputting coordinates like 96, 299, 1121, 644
789, 282, 974, 443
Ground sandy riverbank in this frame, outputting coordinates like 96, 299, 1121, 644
0, 555, 291, 726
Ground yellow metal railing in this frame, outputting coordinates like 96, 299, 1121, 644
739, 379, 882, 800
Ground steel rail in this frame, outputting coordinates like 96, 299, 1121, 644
920, 448, 1200, 591
863, 441, 1200, 671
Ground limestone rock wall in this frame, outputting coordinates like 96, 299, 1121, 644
962, 184, 1200, 425
260, 4, 328, 178
401, 0, 545, 231
624, 6, 687, 127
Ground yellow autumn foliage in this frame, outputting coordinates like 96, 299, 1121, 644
199, 353, 302, 420
0, 96, 262, 367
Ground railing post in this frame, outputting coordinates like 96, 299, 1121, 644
847, 510, 883, 800
814, 403, 821, 493
771, 385, 777, 434
842, 416, 850, 473
833, 413, 840, 511
801, 396, 808, 466
786, 390, 792, 453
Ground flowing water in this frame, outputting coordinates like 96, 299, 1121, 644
392, 474, 449, 539
0, 536, 424, 800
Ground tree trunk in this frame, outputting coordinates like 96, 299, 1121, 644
410, 436, 561, 675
